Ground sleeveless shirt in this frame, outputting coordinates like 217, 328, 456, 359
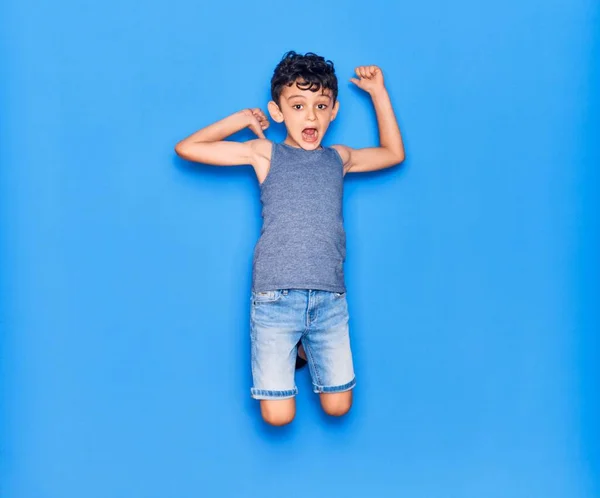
251, 142, 347, 293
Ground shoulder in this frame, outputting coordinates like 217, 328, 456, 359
330, 144, 351, 164
248, 139, 273, 184
330, 144, 352, 174
249, 138, 273, 162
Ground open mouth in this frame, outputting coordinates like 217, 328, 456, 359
302, 128, 318, 143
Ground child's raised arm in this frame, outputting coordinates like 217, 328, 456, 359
333, 66, 405, 175
175, 109, 270, 167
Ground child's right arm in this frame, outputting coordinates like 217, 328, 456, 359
174, 109, 270, 167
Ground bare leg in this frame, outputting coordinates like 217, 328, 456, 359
260, 398, 296, 426
319, 390, 352, 417
300, 342, 352, 416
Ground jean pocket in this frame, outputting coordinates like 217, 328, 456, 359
252, 289, 286, 304
333, 291, 346, 298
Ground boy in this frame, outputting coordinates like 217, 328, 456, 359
175, 51, 405, 426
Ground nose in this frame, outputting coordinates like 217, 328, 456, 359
306, 108, 316, 121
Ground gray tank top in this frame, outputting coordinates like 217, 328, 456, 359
251, 142, 347, 293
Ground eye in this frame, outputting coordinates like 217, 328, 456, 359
293, 104, 303, 110
317, 104, 328, 110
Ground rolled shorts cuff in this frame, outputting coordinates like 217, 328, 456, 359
312, 377, 356, 394
251, 387, 298, 400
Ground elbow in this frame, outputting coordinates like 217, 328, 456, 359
382, 146, 405, 167
174, 142, 185, 157
174, 141, 191, 160
390, 149, 405, 167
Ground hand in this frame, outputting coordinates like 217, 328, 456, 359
242, 108, 270, 138
350, 65, 385, 95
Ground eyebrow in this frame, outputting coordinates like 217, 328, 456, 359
286, 94, 332, 100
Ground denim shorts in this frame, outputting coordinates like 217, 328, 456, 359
250, 288, 356, 400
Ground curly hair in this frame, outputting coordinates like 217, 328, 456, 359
271, 51, 338, 105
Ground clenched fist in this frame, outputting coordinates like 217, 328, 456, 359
242, 108, 270, 138
350, 65, 385, 94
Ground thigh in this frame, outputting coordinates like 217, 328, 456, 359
302, 291, 356, 394
250, 289, 304, 399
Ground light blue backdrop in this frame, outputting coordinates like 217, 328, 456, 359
1, 0, 598, 497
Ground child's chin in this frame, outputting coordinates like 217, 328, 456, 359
286, 133, 322, 150
299, 137, 322, 150
303, 142, 321, 150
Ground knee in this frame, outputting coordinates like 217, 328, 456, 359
260, 400, 296, 426
323, 402, 352, 417
266, 416, 294, 426
262, 410, 295, 426
320, 392, 353, 417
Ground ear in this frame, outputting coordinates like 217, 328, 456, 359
331, 100, 340, 121
268, 101, 285, 123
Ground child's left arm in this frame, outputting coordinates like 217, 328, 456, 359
333, 66, 405, 175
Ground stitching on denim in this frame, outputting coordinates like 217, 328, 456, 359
313, 377, 356, 393
251, 387, 298, 398
304, 340, 322, 386
252, 289, 283, 305
249, 309, 257, 382
255, 285, 345, 294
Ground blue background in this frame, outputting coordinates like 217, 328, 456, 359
1, 0, 599, 497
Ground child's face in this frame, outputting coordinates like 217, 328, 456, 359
268, 80, 340, 150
